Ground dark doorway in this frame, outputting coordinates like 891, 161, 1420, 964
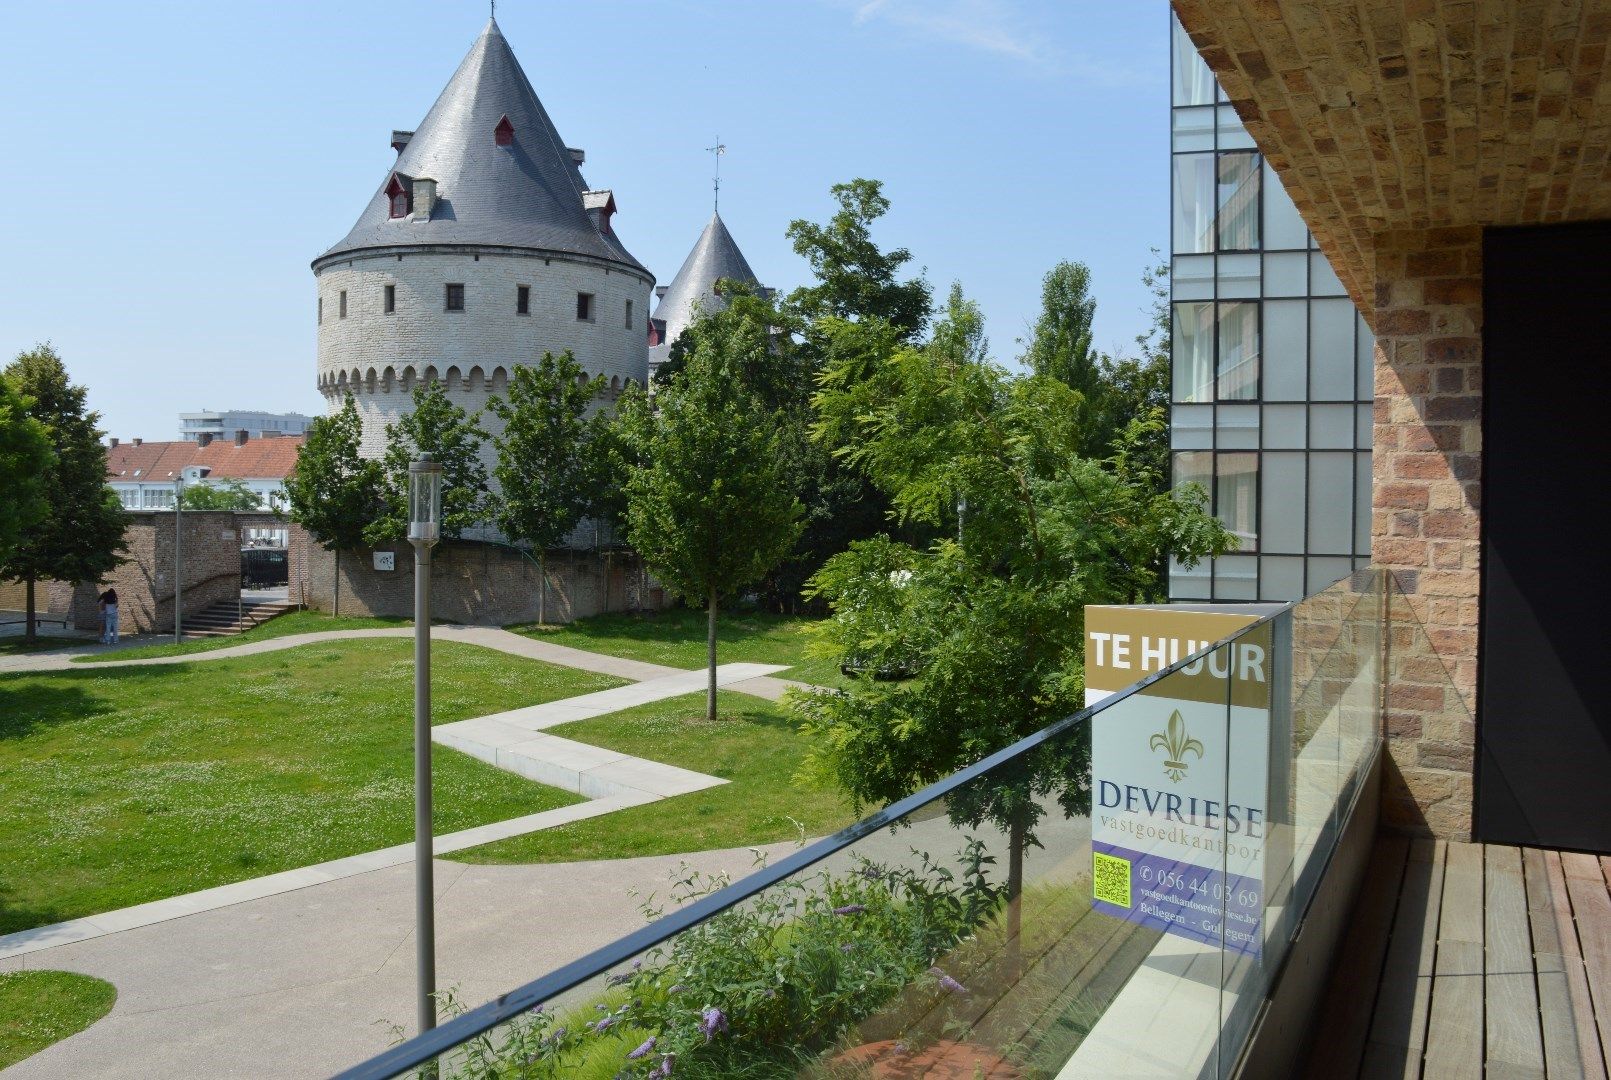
1479, 222, 1611, 852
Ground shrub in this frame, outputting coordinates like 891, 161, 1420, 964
430, 840, 1003, 1079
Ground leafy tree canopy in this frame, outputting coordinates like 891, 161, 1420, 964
793, 294, 1236, 866
488, 350, 605, 550
0, 378, 53, 563
179, 477, 263, 511
784, 179, 932, 343
0, 344, 127, 595
368, 381, 489, 545
283, 395, 384, 552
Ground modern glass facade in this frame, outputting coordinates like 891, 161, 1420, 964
1169, 15, 1373, 602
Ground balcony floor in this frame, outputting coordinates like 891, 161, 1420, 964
1304, 837, 1611, 1079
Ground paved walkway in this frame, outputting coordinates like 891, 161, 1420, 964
0, 844, 801, 1079
0, 623, 826, 1076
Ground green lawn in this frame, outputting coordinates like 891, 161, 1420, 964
511, 608, 845, 688
71, 610, 411, 664
0, 971, 116, 1069
0, 639, 619, 934
456, 690, 853, 865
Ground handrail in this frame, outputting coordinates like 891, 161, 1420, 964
329, 589, 1309, 1080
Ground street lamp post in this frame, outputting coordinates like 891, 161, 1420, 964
174, 477, 185, 644
407, 455, 443, 1040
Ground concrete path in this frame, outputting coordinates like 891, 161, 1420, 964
0, 843, 801, 1080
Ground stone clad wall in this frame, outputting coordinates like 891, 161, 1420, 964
1371, 227, 1484, 839
298, 537, 669, 625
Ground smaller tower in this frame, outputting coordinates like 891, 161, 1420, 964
649, 213, 766, 376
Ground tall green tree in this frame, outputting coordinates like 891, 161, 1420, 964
1102, 252, 1173, 495
487, 352, 605, 625
1023, 260, 1112, 458
283, 394, 385, 616
0, 345, 127, 643
368, 381, 490, 545
619, 324, 804, 722
784, 178, 932, 344
0, 379, 52, 565
179, 478, 263, 511
794, 299, 1235, 926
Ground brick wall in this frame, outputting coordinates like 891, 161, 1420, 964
300, 539, 669, 624
69, 511, 244, 634
1371, 226, 1484, 840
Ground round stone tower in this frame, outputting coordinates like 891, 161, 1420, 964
312, 18, 652, 464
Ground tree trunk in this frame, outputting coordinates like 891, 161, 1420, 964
538, 551, 546, 627
24, 576, 36, 645
333, 549, 341, 618
706, 588, 718, 723
1006, 816, 1027, 975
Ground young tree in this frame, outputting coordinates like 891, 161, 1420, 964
619, 323, 803, 722
367, 381, 490, 545
794, 298, 1235, 928
283, 395, 384, 617
0, 379, 52, 564
0, 345, 128, 643
487, 352, 605, 625
179, 478, 263, 511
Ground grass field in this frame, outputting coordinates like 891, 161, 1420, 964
457, 690, 853, 865
71, 610, 411, 664
0, 971, 116, 1069
512, 608, 845, 688
0, 639, 619, 934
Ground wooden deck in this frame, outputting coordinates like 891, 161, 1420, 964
1303, 838, 1611, 1079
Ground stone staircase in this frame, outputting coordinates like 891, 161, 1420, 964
183, 598, 298, 638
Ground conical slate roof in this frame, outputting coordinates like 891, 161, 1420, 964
651, 212, 761, 350
316, 19, 644, 273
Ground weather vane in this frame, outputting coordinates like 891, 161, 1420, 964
705, 139, 727, 213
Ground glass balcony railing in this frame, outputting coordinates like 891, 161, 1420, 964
334, 569, 1395, 1080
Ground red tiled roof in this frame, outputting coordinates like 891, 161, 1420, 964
105, 436, 304, 482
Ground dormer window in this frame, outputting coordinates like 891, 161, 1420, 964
494, 115, 514, 147
386, 174, 412, 219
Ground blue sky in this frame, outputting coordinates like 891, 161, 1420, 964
0, 1, 1168, 442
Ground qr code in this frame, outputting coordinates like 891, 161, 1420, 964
1093, 851, 1132, 908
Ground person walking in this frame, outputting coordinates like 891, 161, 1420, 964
98, 587, 119, 644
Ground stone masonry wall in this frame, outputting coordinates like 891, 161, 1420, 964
1371, 226, 1484, 840
71, 511, 244, 634
299, 538, 669, 625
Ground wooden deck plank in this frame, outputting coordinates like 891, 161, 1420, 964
1560, 851, 1611, 1076
1485, 844, 1546, 1078
1363, 838, 1446, 1078
1301, 835, 1411, 1080
1523, 847, 1589, 1080
1422, 840, 1485, 1079
1545, 850, 1610, 1080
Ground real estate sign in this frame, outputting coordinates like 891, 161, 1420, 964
1085, 606, 1270, 956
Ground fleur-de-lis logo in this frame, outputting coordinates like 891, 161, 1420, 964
1149, 710, 1204, 783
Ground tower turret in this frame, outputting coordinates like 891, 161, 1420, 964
313, 18, 653, 467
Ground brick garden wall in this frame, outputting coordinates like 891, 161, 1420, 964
299, 538, 669, 625
1371, 227, 1484, 839
71, 511, 245, 634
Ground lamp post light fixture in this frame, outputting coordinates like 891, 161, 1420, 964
407, 455, 444, 1039
173, 477, 185, 644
